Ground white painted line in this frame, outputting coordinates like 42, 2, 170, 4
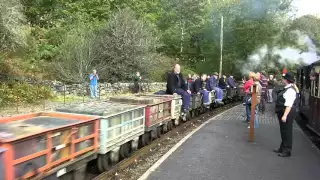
137, 105, 241, 180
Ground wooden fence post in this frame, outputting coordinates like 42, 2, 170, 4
249, 84, 257, 142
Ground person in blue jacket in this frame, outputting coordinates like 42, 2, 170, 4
227, 75, 236, 88
89, 69, 99, 98
211, 72, 224, 104
193, 74, 210, 107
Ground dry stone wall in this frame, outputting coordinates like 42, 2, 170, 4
38, 81, 166, 96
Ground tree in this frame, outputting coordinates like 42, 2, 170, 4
156, 0, 210, 58
53, 23, 100, 83
0, 0, 28, 53
194, 0, 293, 75
92, 8, 160, 83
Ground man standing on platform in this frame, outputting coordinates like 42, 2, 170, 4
257, 71, 268, 113
267, 74, 275, 103
89, 69, 99, 98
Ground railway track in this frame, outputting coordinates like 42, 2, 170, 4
89, 102, 240, 180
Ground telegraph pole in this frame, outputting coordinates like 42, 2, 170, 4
208, 0, 224, 78
219, 15, 224, 78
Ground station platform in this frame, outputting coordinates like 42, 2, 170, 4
142, 103, 320, 180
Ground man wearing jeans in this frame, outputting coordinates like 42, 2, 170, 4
89, 70, 99, 98
166, 64, 191, 114
267, 74, 275, 103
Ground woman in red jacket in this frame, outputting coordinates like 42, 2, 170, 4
243, 72, 255, 123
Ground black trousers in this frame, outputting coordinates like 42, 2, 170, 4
276, 109, 296, 153
260, 93, 267, 113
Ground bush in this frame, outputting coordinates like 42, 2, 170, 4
0, 82, 53, 106
148, 55, 197, 82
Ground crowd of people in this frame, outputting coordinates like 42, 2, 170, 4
166, 64, 237, 115
242, 69, 299, 157
89, 65, 299, 157
242, 71, 277, 128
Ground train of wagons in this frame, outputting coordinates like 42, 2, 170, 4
0, 85, 244, 180
297, 60, 320, 137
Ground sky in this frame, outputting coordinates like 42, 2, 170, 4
292, 0, 320, 17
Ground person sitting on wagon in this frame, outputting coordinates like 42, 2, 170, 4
210, 72, 224, 104
193, 74, 210, 107
219, 75, 228, 89
166, 64, 191, 114
186, 74, 194, 91
227, 75, 236, 88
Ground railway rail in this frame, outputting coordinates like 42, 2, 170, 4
90, 102, 240, 180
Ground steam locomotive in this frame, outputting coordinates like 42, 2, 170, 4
296, 60, 320, 136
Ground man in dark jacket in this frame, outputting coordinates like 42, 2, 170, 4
166, 64, 191, 113
193, 74, 210, 106
133, 71, 142, 93
219, 75, 227, 89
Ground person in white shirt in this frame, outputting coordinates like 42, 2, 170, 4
274, 72, 299, 157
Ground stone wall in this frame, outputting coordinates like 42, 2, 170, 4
40, 81, 166, 96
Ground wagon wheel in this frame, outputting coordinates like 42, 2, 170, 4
195, 109, 199, 117
190, 110, 194, 117
156, 126, 162, 138
97, 154, 109, 173
210, 104, 214, 111
167, 121, 171, 131
170, 121, 174, 130
139, 135, 146, 148
120, 143, 130, 159
180, 115, 185, 123
127, 141, 136, 157
144, 133, 151, 145
150, 129, 157, 140
186, 111, 191, 121
167, 121, 173, 131
171, 120, 176, 128
162, 124, 168, 133
72, 164, 87, 180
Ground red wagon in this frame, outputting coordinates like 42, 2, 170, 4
0, 112, 99, 180
110, 95, 172, 146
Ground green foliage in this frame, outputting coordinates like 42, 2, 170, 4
1, 0, 317, 87
0, 82, 53, 106
0, 0, 29, 53
149, 56, 175, 82
53, 22, 98, 83
94, 8, 160, 83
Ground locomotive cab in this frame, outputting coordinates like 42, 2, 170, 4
298, 60, 320, 136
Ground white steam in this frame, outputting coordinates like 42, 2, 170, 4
241, 30, 319, 75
